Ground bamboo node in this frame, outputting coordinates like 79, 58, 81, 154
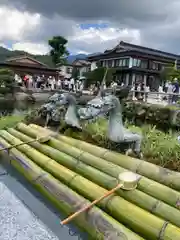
176, 198, 180, 209
158, 221, 169, 240
32, 172, 48, 183
87, 210, 128, 240
135, 161, 143, 174
76, 151, 85, 161
100, 150, 109, 159
150, 200, 160, 213
74, 201, 88, 212
67, 174, 79, 188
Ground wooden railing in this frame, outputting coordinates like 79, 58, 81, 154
128, 90, 180, 105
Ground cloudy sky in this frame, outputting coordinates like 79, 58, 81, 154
0, 1, 180, 55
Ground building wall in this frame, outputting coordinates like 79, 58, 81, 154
79, 65, 91, 77
90, 61, 97, 71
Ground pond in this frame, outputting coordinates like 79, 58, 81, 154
0, 100, 41, 117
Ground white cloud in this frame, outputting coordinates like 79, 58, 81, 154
0, 6, 40, 41
69, 25, 141, 54
0, 5, 141, 55
11, 42, 50, 55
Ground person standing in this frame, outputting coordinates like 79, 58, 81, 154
172, 79, 179, 104
23, 75, 29, 88
70, 78, 74, 92
64, 78, 69, 90
57, 78, 62, 89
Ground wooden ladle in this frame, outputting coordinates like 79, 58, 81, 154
61, 171, 141, 225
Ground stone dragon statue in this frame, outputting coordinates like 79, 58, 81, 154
38, 93, 103, 129
85, 94, 143, 157
38, 91, 143, 157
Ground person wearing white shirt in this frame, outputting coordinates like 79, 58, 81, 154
70, 78, 75, 92
28, 75, 33, 88
51, 77, 56, 90
57, 79, 62, 89
158, 85, 163, 101
64, 79, 69, 90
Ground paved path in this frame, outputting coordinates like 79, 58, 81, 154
0, 164, 85, 240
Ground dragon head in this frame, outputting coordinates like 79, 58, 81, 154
79, 95, 117, 120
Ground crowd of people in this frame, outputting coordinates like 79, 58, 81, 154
14, 73, 180, 104
132, 78, 180, 104
14, 73, 122, 95
14, 74, 85, 92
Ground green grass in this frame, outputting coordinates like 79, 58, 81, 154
0, 115, 25, 130
84, 118, 180, 171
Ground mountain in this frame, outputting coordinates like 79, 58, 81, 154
67, 52, 102, 63
0, 46, 102, 67
67, 54, 87, 63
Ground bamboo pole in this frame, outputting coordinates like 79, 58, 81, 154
16, 123, 180, 210
0, 137, 140, 240
7, 126, 180, 228
1, 130, 180, 239
29, 123, 180, 192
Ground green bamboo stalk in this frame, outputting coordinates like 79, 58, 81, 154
29, 124, 180, 192
16, 123, 180, 210
1, 130, 180, 240
7, 127, 180, 228
0, 137, 142, 240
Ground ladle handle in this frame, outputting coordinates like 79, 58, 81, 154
61, 183, 123, 225
0, 134, 51, 152
0, 138, 40, 152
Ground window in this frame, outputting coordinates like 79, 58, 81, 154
119, 59, 123, 66
150, 61, 159, 70
114, 58, 129, 67
141, 60, 148, 69
132, 58, 148, 68
132, 58, 141, 67
115, 59, 119, 67
133, 58, 137, 66
67, 67, 72, 74
104, 60, 108, 67
122, 59, 127, 66
99, 61, 103, 67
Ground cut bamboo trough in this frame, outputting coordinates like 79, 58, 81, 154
0, 123, 180, 239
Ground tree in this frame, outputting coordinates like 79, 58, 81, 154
48, 36, 69, 65
85, 67, 117, 86
0, 68, 16, 95
71, 67, 80, 79
160, 64, 180, 83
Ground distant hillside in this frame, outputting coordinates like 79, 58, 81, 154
0, 46, 101, 67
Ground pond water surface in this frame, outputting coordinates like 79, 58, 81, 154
0, 100, 41, 117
